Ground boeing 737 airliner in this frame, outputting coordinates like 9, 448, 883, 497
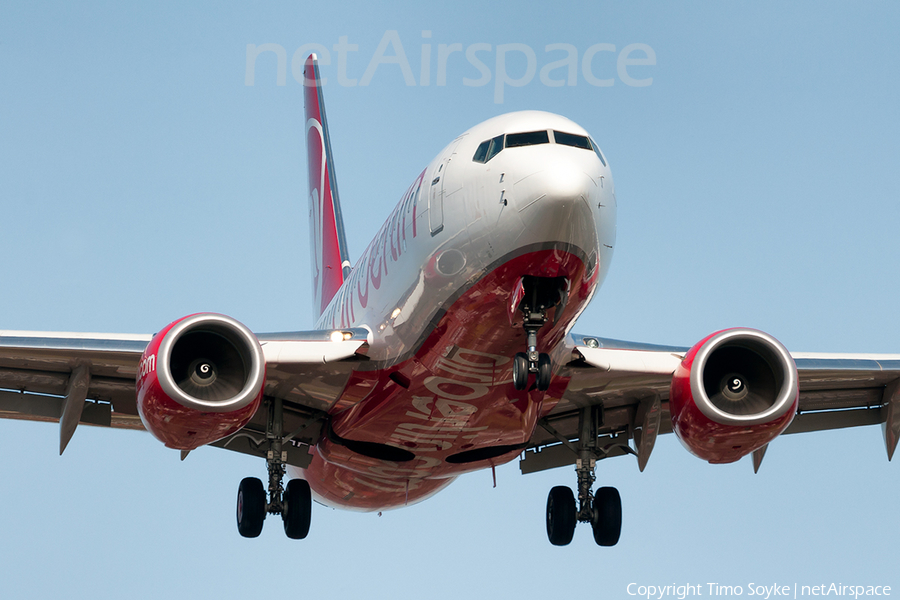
1, 54, 898, 546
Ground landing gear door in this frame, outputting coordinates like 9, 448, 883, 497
429, 137, 464, 236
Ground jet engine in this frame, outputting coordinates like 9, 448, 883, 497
136, 313, 265, 450
669, 328, 798, 463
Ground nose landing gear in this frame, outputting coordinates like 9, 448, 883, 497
513, 325, 552, 391
511, 276, 567, 391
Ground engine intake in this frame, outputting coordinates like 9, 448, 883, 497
669, 328, 798, 463
159, 316, 263, 411
137, 313, 265, 450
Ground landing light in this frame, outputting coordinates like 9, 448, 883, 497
330, 331, 343, 343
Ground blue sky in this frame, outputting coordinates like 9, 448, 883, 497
1, 2, 899, 598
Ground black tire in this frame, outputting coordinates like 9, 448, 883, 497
537, 353, 552, 391
591, 486, 622, 546
513, 352, 529, 390
237, 477, 266, 538
283, 479, 312, 540
546, 486, 576, 546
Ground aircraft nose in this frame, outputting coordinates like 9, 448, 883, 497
511, 163, 598, 235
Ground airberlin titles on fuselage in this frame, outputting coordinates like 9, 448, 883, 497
317, 168, 427, 330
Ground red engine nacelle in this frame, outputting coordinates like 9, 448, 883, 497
136, 313, 265, 451
669, 328, 799, 464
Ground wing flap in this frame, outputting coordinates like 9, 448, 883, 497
786, 407, 884, 435
0, 389, 137, 429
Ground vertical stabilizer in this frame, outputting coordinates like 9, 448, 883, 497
304, 54, 352, 319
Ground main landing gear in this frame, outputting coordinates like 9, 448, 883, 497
546, 466, 622, 547
542, 407, 623, 547
512, 276, 568, 392
236, 396, 312, 539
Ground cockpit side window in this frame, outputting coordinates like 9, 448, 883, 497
485, 134, 504, 162
589, 138, 607, 167
505, 130, 550, 148
472, 140, 490, 163
553, 130, 592, 150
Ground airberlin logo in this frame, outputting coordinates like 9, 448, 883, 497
351, 346, 509, 493
244, 30, 656, 103
318, 168, 426, 330
387, 347, 508, 454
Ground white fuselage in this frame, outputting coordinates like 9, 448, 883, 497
298, 111, 617, 511
316, 110, 617, 364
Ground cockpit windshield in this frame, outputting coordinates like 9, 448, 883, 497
472, 129, 606, 165
505, 130, 550, 148
553, 131, 591, 150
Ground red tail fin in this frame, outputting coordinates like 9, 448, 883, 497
304, 54, 351, 320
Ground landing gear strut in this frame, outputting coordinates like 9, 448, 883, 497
513, 329, 551, 391
542, 406, 623, 546
512, 276, 567, 391
235, 396, 312, 539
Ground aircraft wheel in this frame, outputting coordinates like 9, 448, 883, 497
536, 353, 552, 391
237, 477, 266, 538
546, 486, 576, 546
591, 486, 622, 546
282, 479, 312, 540
513, 352, 529, 390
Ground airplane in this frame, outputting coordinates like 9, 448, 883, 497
1, 53, 898, 547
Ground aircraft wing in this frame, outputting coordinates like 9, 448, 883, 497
0, 329, 370, 466
6, 327, 898, 476
521, 334, 900, 474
